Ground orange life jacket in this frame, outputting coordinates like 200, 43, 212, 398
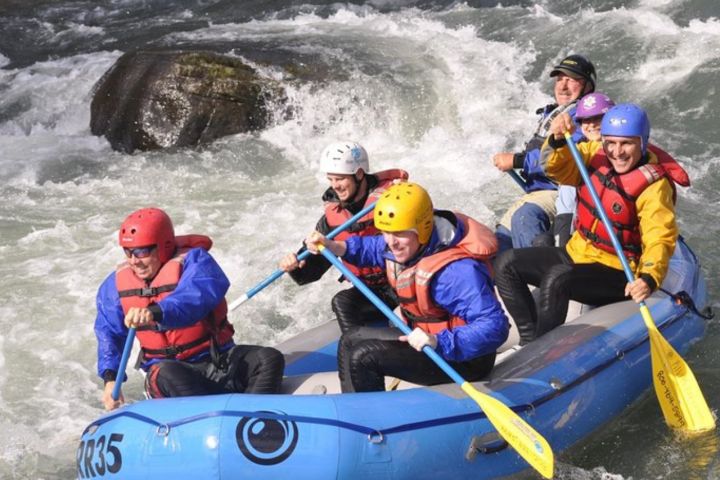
325, 169, 409, 286
116, 234, 234, 361
386, 212, 497, 335
574, 145, 689, 261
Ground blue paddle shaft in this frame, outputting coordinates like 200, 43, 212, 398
564, 134, 645, 304
318, 247, 465, 386
241, 201, 378, 301
111, 327, 136, 401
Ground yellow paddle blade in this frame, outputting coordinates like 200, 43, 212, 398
461, 382, 554, 479
315, 243, 555, 474
641, 305, 716, 433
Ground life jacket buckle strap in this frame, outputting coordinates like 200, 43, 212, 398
163, 345, 181, 357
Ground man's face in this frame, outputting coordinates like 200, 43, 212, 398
382, 230, 421, 264
125, 246, 162, 281
602, 135, 643, 174
553, 73, 586, 106
327, 173, 358, 202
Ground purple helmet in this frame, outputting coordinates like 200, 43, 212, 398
575, 92, 615, 120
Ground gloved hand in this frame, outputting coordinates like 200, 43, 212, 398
400, 327, 438, 352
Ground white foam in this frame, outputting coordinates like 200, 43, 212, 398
1, 3, 719, 478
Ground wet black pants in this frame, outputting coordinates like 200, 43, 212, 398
493, 246, 628, 344
331, 285, 399, 334
145, 344, 285, 398
337, 326, 496, 393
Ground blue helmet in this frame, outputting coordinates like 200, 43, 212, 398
600, 103, 650, 154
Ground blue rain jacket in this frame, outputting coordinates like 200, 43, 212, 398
344, 213, 509, 362
521, 104, 584, 193
94, 248, 231, 378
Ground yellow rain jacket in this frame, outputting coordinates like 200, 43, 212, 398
540, 139, 678, 289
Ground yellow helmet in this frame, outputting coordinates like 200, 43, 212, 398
374, 182, 434, 244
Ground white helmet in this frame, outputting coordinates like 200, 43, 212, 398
319, 141, 369, 175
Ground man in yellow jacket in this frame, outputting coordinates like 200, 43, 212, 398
494, 103, 689, 344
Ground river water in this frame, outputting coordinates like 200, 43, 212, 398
1, 0, 719, 478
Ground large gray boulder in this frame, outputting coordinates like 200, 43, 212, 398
90, 50, 282, 153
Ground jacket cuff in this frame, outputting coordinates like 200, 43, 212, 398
639, 273, 658, 292
102, 369, 117, 384
287, 267, 304, 284
148, 304, 163, 324
547, 135, 567, 149
512, 152, 525, 169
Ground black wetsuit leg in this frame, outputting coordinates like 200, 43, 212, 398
145, 359, 222, 398
495, 246, 629, 343
337, 327, 495, 393
219, 344, 285, 394
494, 246, 570, 344
536, 261, 627, 336
144, 345, 284, 398
331, 285, 399, 333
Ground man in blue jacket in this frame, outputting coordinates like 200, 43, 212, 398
304, 183, 509, 392
95, 207, 284, 410
492, 54, 596, 251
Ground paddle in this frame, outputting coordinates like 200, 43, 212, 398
564, 132, 715, 433
228, 202, 377, 311
111, 326, 136, 401
317, 244, 554, 478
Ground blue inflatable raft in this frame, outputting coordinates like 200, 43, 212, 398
77, 239, 711, 479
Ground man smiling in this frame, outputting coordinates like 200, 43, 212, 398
94, 207, 284, 410
493, 104, 690, 344
304, 182, 509, 392
279, 141, 408, 333
492, 54, 597, 251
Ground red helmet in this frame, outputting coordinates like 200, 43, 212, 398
119, 208, 176, 263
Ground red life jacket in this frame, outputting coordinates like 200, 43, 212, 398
386, 212, 497, 335
325, 169, 409, 286
115, 234, 234, 361
574, 145, 690, 261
